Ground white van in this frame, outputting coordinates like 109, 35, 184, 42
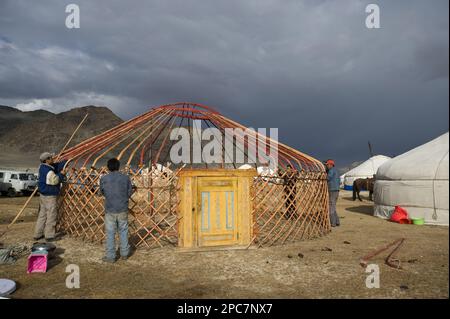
0, 171, 38, 196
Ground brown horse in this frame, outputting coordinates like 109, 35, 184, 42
353, 177, 375, 201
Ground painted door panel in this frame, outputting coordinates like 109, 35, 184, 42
197, 177, 238, 247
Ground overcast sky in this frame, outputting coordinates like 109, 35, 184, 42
0, 0, 448, 167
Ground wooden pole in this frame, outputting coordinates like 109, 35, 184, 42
5, 188, 38, 229
0, 113, 89, 238
55, 113, 89, 161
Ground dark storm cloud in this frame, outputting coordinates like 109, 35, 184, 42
0, 0, 448, 167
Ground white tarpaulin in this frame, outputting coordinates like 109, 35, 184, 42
374, 132, 449, 226
343, 155, 391, 189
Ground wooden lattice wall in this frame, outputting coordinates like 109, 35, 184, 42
251, 169, 330, 247
57, 166, 330, 248
58, 166, 181, 248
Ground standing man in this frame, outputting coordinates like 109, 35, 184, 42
283, 164, 298, 219
34, 152, 67, 241
99, 158, 133, 263
325, 159, 340, 227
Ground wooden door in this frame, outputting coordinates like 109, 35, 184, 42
197, 177, 238, 247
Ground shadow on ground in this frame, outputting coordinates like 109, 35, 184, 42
46, 248, 65, 271
346, 205, 374, 216
341, 196, 373, 202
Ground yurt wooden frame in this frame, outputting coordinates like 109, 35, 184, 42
56, 103, 331, 249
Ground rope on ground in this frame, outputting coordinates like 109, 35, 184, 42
360, 238, 405, 269
0, 244, 30, 265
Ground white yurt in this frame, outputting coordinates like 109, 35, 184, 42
374, 132, 449, 226
340, 174, 346, 189
343, 155, 392, 190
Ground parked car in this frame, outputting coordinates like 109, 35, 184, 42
0, 170, 38, 196
0, 181, 13, 196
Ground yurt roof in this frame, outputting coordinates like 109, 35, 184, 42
377, 132, 449, 181
344, 155, 391, 178
59, 103, 325, 172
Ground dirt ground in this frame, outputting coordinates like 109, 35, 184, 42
0, 192, 448, 299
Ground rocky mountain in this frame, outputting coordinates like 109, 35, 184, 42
0, 106, 53, 134
0, 105, 123, 169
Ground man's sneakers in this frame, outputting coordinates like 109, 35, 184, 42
102, 255, 128, 263
102, 256, 116, 263
34, 234, 62, 242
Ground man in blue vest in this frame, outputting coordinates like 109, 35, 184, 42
325, 159, 340, 227
34, 152, 67, 241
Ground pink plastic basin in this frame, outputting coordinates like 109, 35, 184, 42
27, 253, 48, 273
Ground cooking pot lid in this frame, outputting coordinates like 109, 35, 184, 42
32, 242, 56, 249
0, 279, 16, 297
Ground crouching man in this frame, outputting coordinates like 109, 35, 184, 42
34, 152, 67, 241
99, 158, 133, 263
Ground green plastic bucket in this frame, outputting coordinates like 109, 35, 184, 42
411, 217, 425, 225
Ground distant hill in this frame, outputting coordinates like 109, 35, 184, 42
0, 105, 53, 134
0, 105, 123, 169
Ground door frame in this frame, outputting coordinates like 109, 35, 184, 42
178, 169, 256, 249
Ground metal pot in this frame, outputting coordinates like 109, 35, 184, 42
31, 242, 57, 259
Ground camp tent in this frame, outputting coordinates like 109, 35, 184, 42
374, 132, 449, 226
340, 174, 345, 189
342, 155, 391, 190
